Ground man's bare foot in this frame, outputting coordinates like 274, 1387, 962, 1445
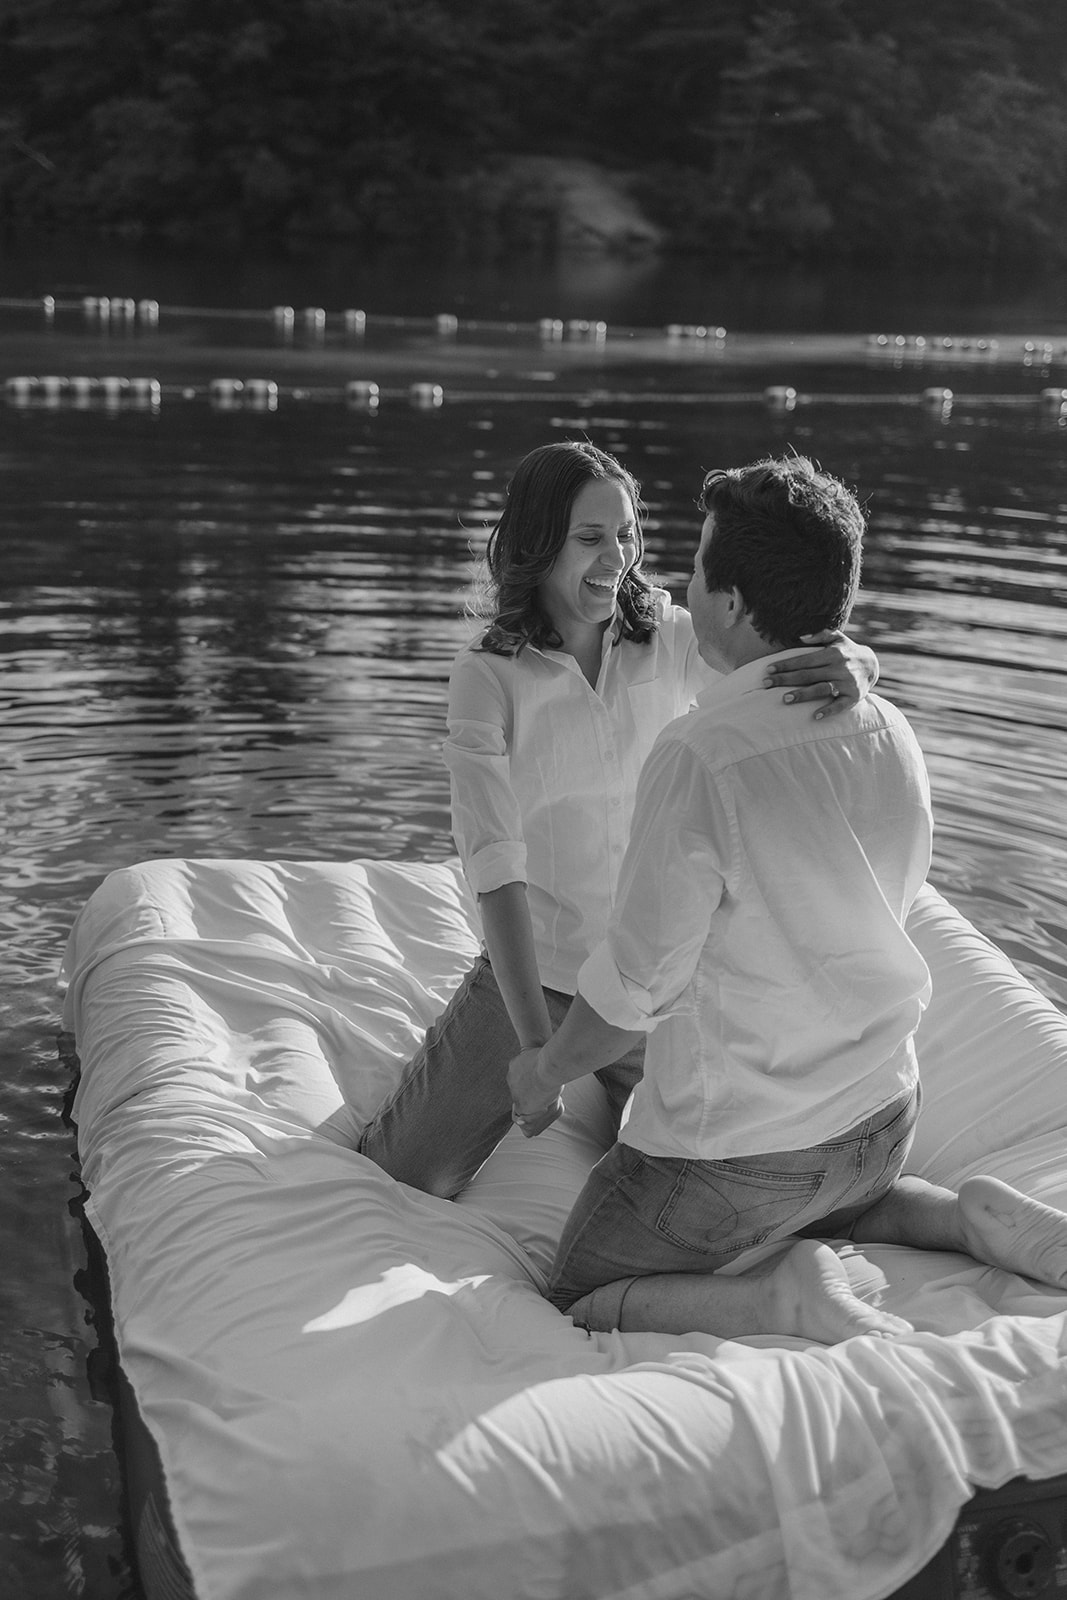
752, 1240, 914, 1344
957, 1175, 1067, 1288
563, 1242, 913, 1341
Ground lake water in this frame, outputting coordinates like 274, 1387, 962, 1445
2, 241, 1066, 1596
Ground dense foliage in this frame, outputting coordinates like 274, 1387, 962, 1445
3, 0, 1067, 261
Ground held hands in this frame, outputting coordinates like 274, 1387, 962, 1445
508, 1047, 564, 1139
763, 630, 879, 720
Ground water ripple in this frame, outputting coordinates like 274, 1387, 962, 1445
3, 367, 1066, 1598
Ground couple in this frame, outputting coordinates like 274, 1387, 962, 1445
360, 441, 1067, 1344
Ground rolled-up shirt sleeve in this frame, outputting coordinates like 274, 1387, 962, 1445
443, 650, 528, 893
578, 731, 727, 1031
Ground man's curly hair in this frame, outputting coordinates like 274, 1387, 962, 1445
698, 454, 865, 643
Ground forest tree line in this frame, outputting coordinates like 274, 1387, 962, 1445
2, 0, 1067, 263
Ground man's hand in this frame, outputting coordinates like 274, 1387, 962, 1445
508, 1047, 564, 1138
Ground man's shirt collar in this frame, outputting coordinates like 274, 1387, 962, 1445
695, 647, 813, 709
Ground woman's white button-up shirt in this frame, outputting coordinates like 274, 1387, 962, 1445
444, 594, 715, 994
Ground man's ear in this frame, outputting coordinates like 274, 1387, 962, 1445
724, 586, 748, 627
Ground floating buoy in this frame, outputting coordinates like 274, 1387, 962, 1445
244, 379, 278, 409
273, 305, 296, 326
99, 376, 130, 403
1040, 388, 1067, 411
409, 382, 443, 408
764, 386, 797, 410
79, 293, 137, 319
922, 387, 953, 413
435, 313, 459, 335
346, 380, 380, 408
303, 307, 327, 331
538, 318, 564, 340
39, 375, 69, 400
665, 322, 726, 340
68, 376, 100, 406
344, 309, 367, 334
565, 319, 607, 340
137, 299, 160, 324
5, 375, 38, 402
42, 295, 55, 319
210, 378, 244, 406
128, 377, 162, 405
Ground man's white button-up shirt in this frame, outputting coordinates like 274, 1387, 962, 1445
578, 650, 934, 1159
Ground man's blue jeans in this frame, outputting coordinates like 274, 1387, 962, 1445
548, 1084, 920, 1319
358, 955, 645, 1199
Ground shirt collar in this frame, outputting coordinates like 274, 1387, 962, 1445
539, 610, 624, 664
695, 647, 814, 709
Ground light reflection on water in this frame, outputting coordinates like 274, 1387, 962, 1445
2, 339, 1066, 1596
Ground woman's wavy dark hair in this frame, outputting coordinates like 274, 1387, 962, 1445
475, 441, 659, 655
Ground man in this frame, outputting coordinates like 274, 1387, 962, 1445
509, 454, 1067, 1343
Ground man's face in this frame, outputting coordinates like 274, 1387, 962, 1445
686, 513, 732, 670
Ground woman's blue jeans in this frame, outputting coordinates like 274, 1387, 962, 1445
358, 955, 644, 1199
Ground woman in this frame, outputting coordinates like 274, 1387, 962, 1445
358, 441, 878, 1197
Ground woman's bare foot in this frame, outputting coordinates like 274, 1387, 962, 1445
751, 1240, 914, 1343
957, 1175, 1067, 1288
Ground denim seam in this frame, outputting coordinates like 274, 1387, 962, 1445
550, 1150, 658, 1307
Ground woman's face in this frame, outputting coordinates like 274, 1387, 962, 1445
537, 477, 638, 642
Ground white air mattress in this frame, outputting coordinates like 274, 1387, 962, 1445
62, 859, 1067, 1600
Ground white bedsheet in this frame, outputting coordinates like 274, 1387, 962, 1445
62, 858, 1067, 1600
